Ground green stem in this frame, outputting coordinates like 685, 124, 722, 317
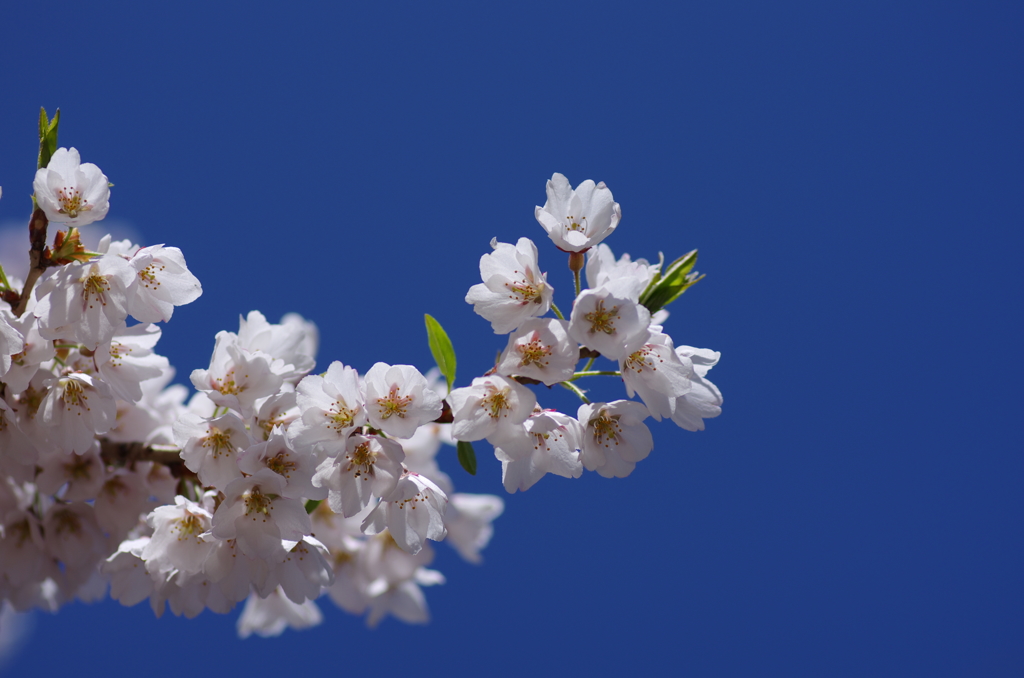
560, 380, 591, 404
572, 370, 621, 378
573, 269, 581, 297
550, 302, 565, 320
0, 264, 10, 292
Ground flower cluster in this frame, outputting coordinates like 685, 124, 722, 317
459, 172, 723, 490
0, 117, 722, 639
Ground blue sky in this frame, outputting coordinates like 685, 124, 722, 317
0, 1, 1021, 675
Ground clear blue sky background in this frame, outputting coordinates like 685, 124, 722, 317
0, 1, 1021, 675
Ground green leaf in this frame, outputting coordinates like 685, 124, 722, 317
456, 440, 477, 475
304, 499, 322, 514
37, 107, 60, 170
639, 249, 704, 313
424, 314, 457, 392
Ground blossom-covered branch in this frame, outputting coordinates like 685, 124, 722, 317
0, 110, 721, 638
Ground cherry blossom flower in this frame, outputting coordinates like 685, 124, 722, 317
578, 400, 654, 478
534, 173, 620, 252
237, 588, 323, 638
670, 346, 724, 431
123, 244, 203, 323
465, 237, 553, 334
313, 434, 405, 518
444, 493, 504, 563
363, 363, 442, 439
32, 147, 110, 227
586, 243, 657, 302
0, 310, 24, 378
619, 330, 694, 421
174, 410, 253, 490
39, 372, 117, 454
238, 429, 325, 501
212, 469, 313, 561
490, 409, 583, 493
33, 254, 135, 350
142, 496, 216, 577
446, 375, 537, 442
189, 331, 284, 418
95, 323, 168, 403
495, 318, 579, 385
362, 473, 448, 555
290, 361, 366, 457
568, 281, 651, 360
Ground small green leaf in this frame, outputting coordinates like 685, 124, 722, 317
424, 314, 457, 392
639, 249, 704, 313
37, 107, 60, 170
304, 499, 322, 514
456, 440, 477, 475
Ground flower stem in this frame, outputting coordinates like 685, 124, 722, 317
572, 370, 621, 378
560, 380, 591, 404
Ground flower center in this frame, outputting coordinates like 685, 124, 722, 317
480, 386, 512, 419
376, 385, 413, 420
266, 451, 297, 478
624, 345, 660, 373
203, 427, 235, 459
564, 215, 587, 233
516, 337, 552, 368
175, 512, 204, 539
57, 186, 92, 218
213, 369, 244, 396
326, 400, 357, 432
346, 441, 377, 479
82, 274, 110, 308
591, 412, 623, 448
60, 378, 89, 410
584, 299, 619, 335
138, 263, 164, 291
244, 487, 273, 517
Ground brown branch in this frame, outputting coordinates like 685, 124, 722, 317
13, 207, 51, 318
99, 438, 196, 480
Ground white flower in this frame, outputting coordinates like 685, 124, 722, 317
189, 331, 284, 419
0, 310, 55, 395
95, 323, 168, 403
33, 254, 135, 350
578, 400, 653, 478
290, 361, 366, 456
586, 243, 657, 302
362, 473, 448, 555
534, 173, 620, 252
363, 363, 442, 439
237, 588, 323, 638
142, 496, 216, 577
39, 372, 117, 454
670, 346, 724, 431
495, 318, 579, 386
236, 310, 317, 382
123, 244, 203, 323
0, 309, 24, 378
568, 281, 651, 360
446, 374, 537, 442
238, 429, 325, 501
491, 409, 583, 493
32, 148, 110, 227
444, 493, 504, 564
619, 330, 694, 421
465, 238, 554, 334
212, 469, 313, 562
312, 433, 405, 518
174, 411, 253, 490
